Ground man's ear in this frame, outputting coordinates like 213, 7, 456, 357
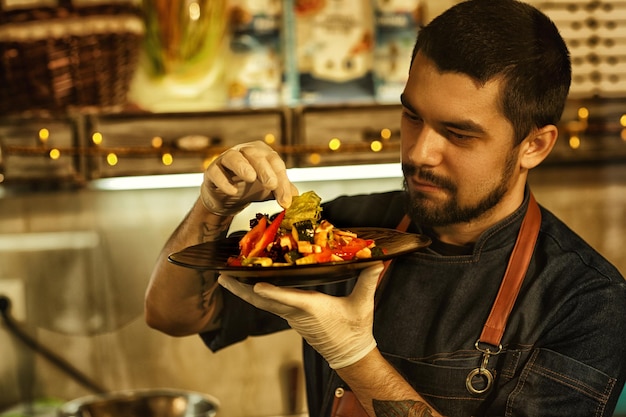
520, 125, 558, 170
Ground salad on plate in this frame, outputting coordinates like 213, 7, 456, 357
227, 191, 385, 268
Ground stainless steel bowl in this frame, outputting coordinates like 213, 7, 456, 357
58, 389, 219, 417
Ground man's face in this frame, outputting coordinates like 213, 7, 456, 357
401, 53, 523, 228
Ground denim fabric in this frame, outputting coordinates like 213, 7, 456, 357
202, 189, 626, 417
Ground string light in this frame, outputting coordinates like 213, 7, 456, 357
264, 133, 276, 145
162, 152, 173, 166
569, 135, 581, 149
38, 128, 50, 143
577, 107, 589, 119
151, 136, 163, 148
308, 153, 321, 165
6, 125, 404, 178
106, 153, 118, 166
92, 132, 103, 145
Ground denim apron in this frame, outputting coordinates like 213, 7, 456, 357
307, 194, 623, 417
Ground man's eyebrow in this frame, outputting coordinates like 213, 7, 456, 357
400, 94, 418, 114
400, 93, 487, 135
445, 119, 487, 135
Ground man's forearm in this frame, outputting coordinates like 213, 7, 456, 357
336, 349, 443, 417
145, 198, 234, 335
373, 400, 434, 417
180, 197, 235, 244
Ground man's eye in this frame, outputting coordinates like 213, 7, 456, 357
402, 110, 422, 122
448, 130, 472, 141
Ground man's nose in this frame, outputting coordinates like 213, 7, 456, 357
404, 125, 445, 167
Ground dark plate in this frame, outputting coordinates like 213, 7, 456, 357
168, 227, 430, 287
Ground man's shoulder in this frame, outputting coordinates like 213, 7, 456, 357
538, 205, 624, 283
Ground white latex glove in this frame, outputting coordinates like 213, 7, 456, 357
201, 141, 298, 216
218, 263, 385, 369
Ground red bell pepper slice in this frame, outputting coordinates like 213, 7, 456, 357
227, 256, 244, 266
248, 210, 286, 258
332, 238, 371, 261
314, 246, 333, 263
239, 216, 267, 257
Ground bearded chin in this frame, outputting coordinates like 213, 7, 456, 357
401, 146, 518, 228
402, 178, 509, 228
402, 179, 455, 227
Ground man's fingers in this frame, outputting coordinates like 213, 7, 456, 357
266, 151, 298, 208
350, 263, 385, 304
204, 141, 297, 208
218, 275, 256, 300
219, 149, 258, 183
204, 150, 256, 196
252, 282, 314, 306
218, 276, 295, 315
275, 183, 299, 210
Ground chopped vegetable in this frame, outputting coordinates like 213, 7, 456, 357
239, 216, 267, 257
292, 220, 315, 243
314, 220, 333, 247
243, 257, 273, 267
248, 210, 286, 258
281, 191, 322, 230
284, 250, 302, 264
226, 191, 383, 267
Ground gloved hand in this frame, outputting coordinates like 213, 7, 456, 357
200, 141, 298, 216
218, 263, 385, 369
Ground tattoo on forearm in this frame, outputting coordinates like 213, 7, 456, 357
372, 400, 434, 417
201, 220, 230, 242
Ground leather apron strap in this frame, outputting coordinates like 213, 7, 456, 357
466, 192, 541, 395
479, 192, 541, 347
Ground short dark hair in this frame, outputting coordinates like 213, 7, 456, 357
412, 0, 571, 145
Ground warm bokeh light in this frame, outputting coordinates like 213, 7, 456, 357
152, 136, 163, 148
92, 132, 103, 145
370, 140, 383, 152
569, 135, 581, 149
162, 152, 174, 166
380, 128, 392, 140
620, 115, 626, 127
264, 133, 276, 145
38, 128, 50, 142
49, 148, 61, 159
308, 153, 321, 165
189, 1, 201, 20
577, 107, 589, 119
106, 153, 118, 166
621, 128, 626, 141
328, 138, 341, 151
203, 155, 218, 170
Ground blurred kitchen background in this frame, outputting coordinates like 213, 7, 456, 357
0, 0, 625, 416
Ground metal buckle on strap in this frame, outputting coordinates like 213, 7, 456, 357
466, 340, 502, 395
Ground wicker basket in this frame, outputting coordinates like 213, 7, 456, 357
0, 0, 144, 115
